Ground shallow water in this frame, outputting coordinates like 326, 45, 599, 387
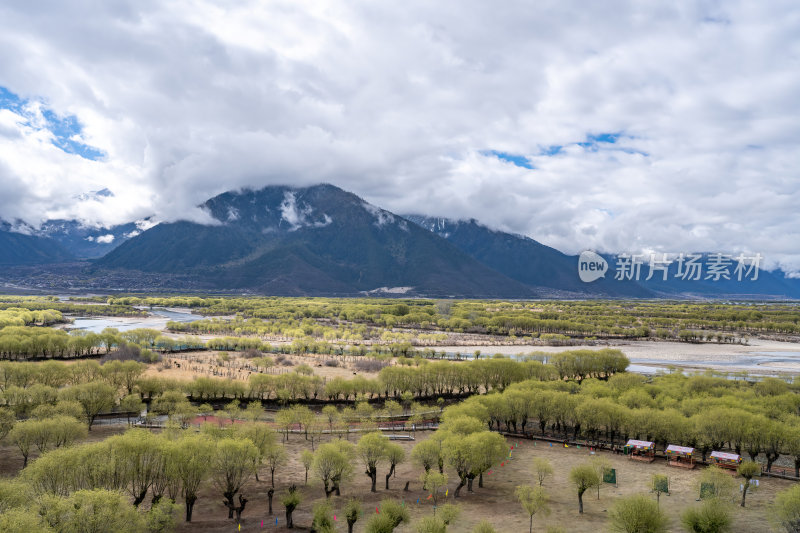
68, 307, 201, 333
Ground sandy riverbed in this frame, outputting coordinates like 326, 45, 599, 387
435, 339, 800, 375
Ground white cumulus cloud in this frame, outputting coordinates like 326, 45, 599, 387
0, 1, 798, 268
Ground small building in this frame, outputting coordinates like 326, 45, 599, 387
665, 445, 695, 468
709, 451, 742, 469
624, 439, 655, 462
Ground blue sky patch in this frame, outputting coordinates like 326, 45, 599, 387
0, 86, 104, 161
540, 145, 563, 156
578, 132, 622, 151
483, 150, 534, 169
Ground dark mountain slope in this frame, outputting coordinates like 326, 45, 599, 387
0, 226, 75, 265
404, 216, 652, 297
96, 184, 541, 298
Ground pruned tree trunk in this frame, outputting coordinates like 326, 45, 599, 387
385, 464, 396, 490
185, 495, 197, 522
267, 488, 274, 515
454, 478, 466, 498
767, 452, 780, 472
367, 467, 377, 492
223, 492, 236, 519
223, 494, 248, 521
133, 489, 148, 507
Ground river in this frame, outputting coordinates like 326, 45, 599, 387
67, 307, 202, 333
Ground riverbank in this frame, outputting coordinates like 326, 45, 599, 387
435, 339, 800, 375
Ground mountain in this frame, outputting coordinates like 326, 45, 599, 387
96, 184, 542, 298
632, 254, 800, 298
406, 216, 800, 299
35, 219, 143, 259
404, 216, 653, 297
5, 183, 797, 299
0, 224, 75, 265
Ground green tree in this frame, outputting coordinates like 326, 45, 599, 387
236, 422, 278, 483
282, 485, 301, 529
773, 483, 800, 533
472, 521, 497, 533
40, 489, 146, 533
344, 497, 362, 533
312, 500, 335, 533
699, 467, 736, 503
608, 494, 668, 533
569, 464, 600, 514
321, 405, 341, 436
8, 419, 38, 467
313, 440, 355, 497
385, 442, 405, 490
146, 500, 179, 533
533, 457, 553, 487
516, 485, 550, 533
357, 432, 389, 492
263, 441, 288, 488
275, 409, 295, 442
438, 503, 461, 526
301, 449, 314, 485
0, 407, 15, 441
414, 515, 446, 533
421, 471, 448, 512
0, 507, 53, 533
471, 432, 508, 488
211, 438, 259, 518
737, 460, 760, 507
119, 394, 145, 426
109, 430, 165, 507
412, 438, 444, 473
681, 499, 732, 533
59, 382, 116, 430
365, 499, 410, 533
652, 474, 669, 505
244, 401, 264, 422
171, 434, 214, 522
198, 403, 214, 421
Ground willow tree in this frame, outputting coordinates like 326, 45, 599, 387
211, 438, 259, 518
516, 485, 550, 533
569, 464, 600, 514
357, 432, 389, 492
313, 440, 355, 497
170, 434, 215, 522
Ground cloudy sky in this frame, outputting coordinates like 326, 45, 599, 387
1, 1, 799, 269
